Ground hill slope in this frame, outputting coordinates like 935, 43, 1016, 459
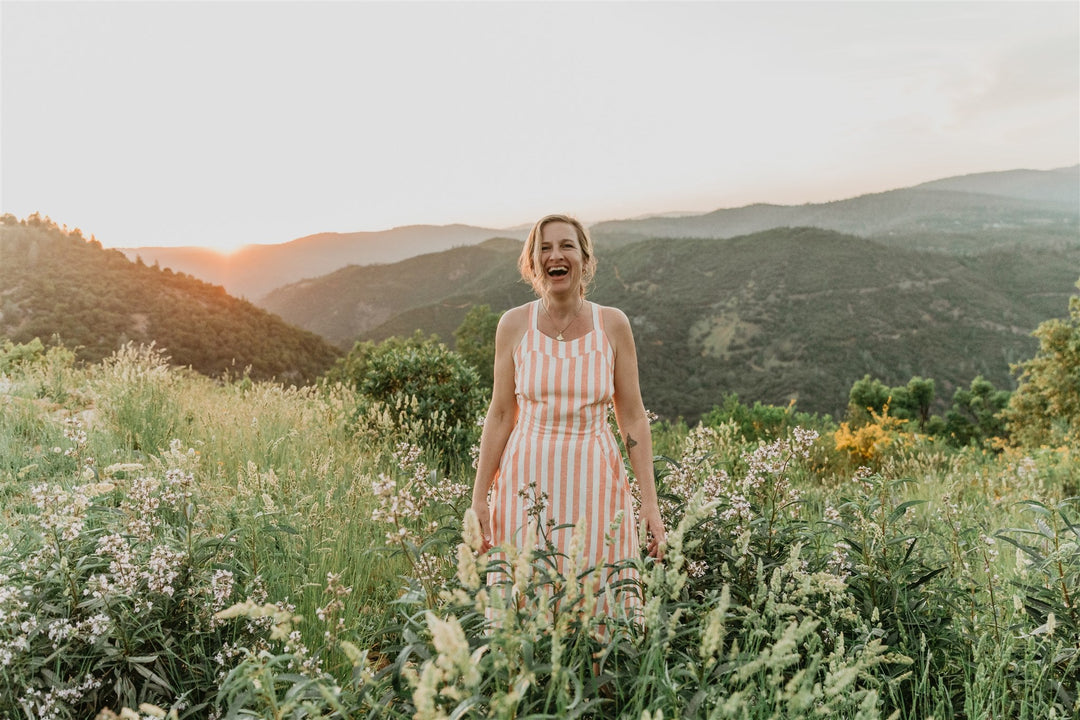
0, 215, 341, 383
264, 226, 1079, 420
120, 224, 529, 301
260, 237, 529, 347
591, 229, 1077, 420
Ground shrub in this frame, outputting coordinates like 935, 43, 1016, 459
91, 343, 180, 455
331, 333, 487, 469
0, 439, 281, 719
1005, 279, 1080, 449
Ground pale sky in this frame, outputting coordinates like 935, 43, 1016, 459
2, 1, 1077, 252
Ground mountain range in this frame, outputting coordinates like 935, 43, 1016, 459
591, 166, 1078, 252
5, 165, 1078, 421
120, 224, 528, 301
258, 165, 1079, 419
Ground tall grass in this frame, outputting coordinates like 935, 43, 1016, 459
0, 341, 1077, 718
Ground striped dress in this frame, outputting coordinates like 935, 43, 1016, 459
488, 299, 640, 617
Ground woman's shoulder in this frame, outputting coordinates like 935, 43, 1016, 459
494, 302, 533, 346
499, 302, 533, 327
595, 303, 631, 333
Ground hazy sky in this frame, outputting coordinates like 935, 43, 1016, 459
2, 1, 1077, 252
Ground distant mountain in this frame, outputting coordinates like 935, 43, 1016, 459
591, 165, 1079, 253
1, 215, 341, 383
262, 225, 1079, 420
120, 224, 529, 301
260, 237, 529, 347
912, 166, 1080, 206
119, 166, 1077, 304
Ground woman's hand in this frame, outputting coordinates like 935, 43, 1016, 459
640, 504, 667, 560
470, 495, 494, 553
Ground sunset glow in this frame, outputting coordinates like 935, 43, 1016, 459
2, 1, 1077, 253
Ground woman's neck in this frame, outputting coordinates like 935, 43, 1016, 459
542, 291, 583, 317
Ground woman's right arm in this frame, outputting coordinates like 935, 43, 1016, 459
470, 307, 525, 552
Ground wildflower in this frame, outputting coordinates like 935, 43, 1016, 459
339, 641, 375, 683
700, 584, 731, 666
214, 601, 300, 642
210, 570, 236, 612
77, 613, 111, 642
456, 543, 481, 590
512, 521, 538, 593
103, 462, 145, 477
462, 507, 484, 553
827, 541, 853, 578
144, 546, 185, 596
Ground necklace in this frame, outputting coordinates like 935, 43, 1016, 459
542, 297, 583, 341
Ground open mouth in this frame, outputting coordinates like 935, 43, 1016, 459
547, 267, 569, 278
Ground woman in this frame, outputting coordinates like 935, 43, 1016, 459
470, 213, 666, 620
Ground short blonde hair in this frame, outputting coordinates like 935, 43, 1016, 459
518, 214, 597, 296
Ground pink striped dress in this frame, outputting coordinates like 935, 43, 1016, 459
489, 300, 640, 617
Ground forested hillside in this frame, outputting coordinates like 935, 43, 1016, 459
260, 237, 530, 347
0, 214, 340, 382
263, 225, 1080, 420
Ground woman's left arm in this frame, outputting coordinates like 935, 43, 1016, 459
607, 307, 667, 560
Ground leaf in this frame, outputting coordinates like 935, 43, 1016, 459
1015, 500, 1053, 516
449, 697, 485, 720
1058, 509, 1080, 540
906, 567, 946, 590
1035, 518, 1056, 539
900, 537, 918, 565
129, 661, 173, 692
889, 500, 927, 523
993, 532, 1046, 563
126, 654, 160, 663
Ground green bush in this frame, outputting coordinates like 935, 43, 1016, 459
701, 392, 832, 442
0, 443, 276, 719
330, 333, 487, 469
1005, 279, 1080, 448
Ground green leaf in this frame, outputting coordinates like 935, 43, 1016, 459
906, 567, 945, 590
888, 500, 927, 523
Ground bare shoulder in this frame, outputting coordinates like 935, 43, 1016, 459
597, 304, 636, 359
598, 304, 633, 337
495, 302, 532, 349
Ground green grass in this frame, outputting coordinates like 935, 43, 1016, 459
0, 343, 1077, 719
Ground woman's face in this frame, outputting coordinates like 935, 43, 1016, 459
537, 221, 584, 295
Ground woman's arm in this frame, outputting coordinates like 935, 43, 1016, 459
470, 306, 526, 552
606, 307, 667, 560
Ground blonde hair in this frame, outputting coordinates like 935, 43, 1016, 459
518, 214, 597, 297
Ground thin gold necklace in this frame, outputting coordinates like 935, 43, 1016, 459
542, 297, 583, 341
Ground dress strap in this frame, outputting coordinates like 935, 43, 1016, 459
592, 301, 603, 332
531, 299, 541, 331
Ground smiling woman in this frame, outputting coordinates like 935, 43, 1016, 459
470, 213, 666, 629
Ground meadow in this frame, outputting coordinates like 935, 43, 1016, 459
0, 341, 1077, 719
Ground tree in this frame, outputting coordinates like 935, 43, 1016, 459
847, 374, 891, 423
453, 304, 500, 389
1005, 279, 1080, 448
846, 374, 937, 431
904, 376, 936, 430
331, 331, 487, 467
944, 375, 1010, 446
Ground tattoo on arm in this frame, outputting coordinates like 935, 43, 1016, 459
625, 433, 638, 450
